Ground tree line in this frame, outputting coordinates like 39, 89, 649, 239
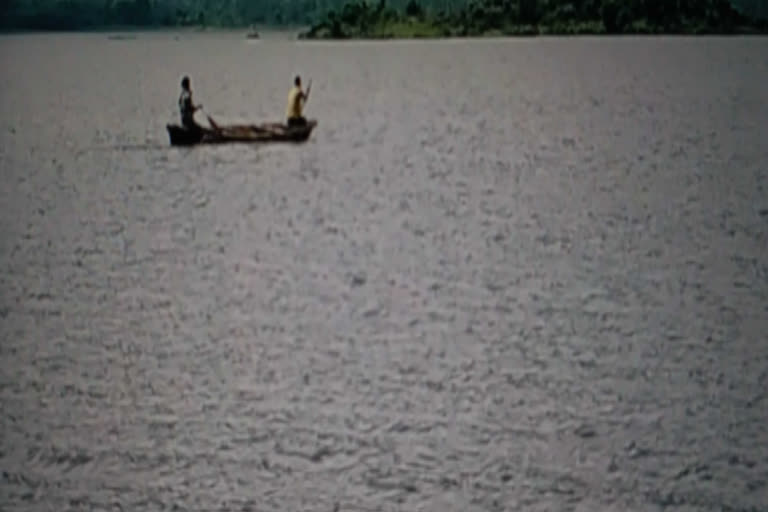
0, 0, 321, 29
300, 0, 768, 38
1, 0, 766, 32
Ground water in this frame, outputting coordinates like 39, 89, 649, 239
1, 30, 767, 512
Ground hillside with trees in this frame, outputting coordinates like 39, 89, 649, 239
1, 0, 767, 34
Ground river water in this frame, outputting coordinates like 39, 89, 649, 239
1, 31, 767, 512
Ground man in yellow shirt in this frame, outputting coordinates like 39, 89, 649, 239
285, 75, 311, 127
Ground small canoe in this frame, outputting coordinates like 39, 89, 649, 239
166, 119, 317, 146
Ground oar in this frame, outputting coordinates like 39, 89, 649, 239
304, 79, 312, 106
199, 106, 220, 131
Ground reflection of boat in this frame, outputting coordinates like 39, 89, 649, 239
166, 120, 318, 146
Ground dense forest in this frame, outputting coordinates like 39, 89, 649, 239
0, 0, 320, 29
301, 0, 768, 38
0, 0, 767, 34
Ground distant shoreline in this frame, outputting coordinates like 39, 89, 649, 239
2, 22, 767, 40
0, 25, 305, 35
298, 20, 768, 41
298, 28, 768, 41
3, 26, 767, 40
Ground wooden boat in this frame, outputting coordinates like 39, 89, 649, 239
166, 119, 318, 146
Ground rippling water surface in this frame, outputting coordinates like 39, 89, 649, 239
1, 31, 767, 511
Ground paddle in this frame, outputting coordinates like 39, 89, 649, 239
304, 79, 312, 106
198, 106, 220, 131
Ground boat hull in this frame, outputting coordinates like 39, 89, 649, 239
166, 120, 317, 146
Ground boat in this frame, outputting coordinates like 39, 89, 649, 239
166, 119, 318, 146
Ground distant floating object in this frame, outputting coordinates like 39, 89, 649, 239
107, 34, 136, 40
246, 26, 260, 39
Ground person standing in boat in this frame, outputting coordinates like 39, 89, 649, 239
179, 75, 204, 133
285, 75, 311, 127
